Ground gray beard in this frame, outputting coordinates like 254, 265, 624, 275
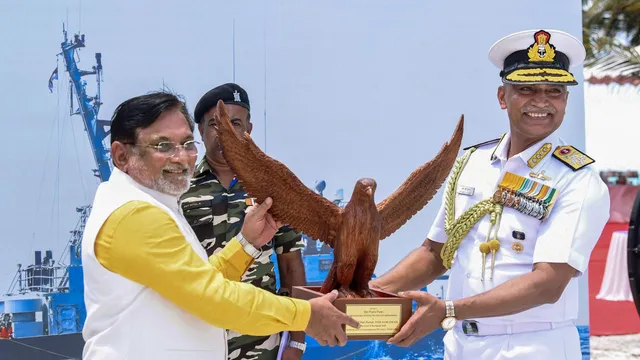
147, 172, 191, 197
127, 157, 192, 197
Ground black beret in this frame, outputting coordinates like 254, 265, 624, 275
194, 83, 250, 124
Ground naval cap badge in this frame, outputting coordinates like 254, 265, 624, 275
528, 30, 556, 62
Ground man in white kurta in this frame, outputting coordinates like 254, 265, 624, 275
81, 91, 359, 360
371, 29, 610, 359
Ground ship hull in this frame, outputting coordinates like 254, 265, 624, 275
0, 333, 84, 360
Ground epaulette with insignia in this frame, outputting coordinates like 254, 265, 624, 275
552, 145, 594, 171
463, 136, 502, 151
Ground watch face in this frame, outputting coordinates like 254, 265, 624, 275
441, 317, 456, 330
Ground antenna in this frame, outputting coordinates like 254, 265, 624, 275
263, 10, 267, 153
232, 18, 236, 82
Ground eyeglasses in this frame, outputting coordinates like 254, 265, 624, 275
133, 140, 200, 156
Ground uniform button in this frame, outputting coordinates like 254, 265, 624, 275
466, 273, 471, 278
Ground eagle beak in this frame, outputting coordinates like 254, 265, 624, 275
366, 187, 373, 196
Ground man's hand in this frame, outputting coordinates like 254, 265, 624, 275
305, 290, 360, 347
386, 291, 445, 347
240, 197, 283, 248
281, 347, 303, 360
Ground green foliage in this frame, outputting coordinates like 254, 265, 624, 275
583, 0, 640, 74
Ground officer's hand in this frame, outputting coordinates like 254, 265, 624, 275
386, 291, 445, 347
305, 290, 360, 347
240, 197, 283, 248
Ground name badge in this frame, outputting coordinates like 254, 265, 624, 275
457, 185, 475, 196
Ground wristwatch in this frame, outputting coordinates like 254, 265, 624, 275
440, 300, 457, 331
237, 232, 263, 259
288, 340, 306, 353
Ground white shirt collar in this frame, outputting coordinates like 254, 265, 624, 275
491, 131, 561, 170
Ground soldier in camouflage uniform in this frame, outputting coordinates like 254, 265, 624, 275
181, 83, 308, 360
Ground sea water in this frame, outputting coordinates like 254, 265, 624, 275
302, 326, 590, 360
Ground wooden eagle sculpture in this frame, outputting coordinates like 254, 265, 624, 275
212, 100, 464, 298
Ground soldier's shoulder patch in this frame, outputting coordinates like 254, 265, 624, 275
552, 145, 595, 171
463, 136, 502, 151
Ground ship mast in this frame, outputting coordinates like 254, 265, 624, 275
54, 25, 112, 290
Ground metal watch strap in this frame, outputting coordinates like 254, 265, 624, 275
445, 300, 455, 317
237, 232, 262, 259
288, 340, 306, 353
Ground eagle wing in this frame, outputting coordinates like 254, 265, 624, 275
376, 115, 464, 240
213, 100, 343, 247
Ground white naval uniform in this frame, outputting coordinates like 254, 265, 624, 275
427, 131, 610, 360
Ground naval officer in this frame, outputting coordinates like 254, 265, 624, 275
370, 29, 610, 359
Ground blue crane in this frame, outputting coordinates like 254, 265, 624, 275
61, 26, 112, 182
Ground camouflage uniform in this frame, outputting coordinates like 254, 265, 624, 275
180, 158, 305, 360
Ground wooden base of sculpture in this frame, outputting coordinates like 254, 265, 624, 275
292, 286, 413, 340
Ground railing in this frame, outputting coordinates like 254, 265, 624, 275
5, 264, 70, 295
